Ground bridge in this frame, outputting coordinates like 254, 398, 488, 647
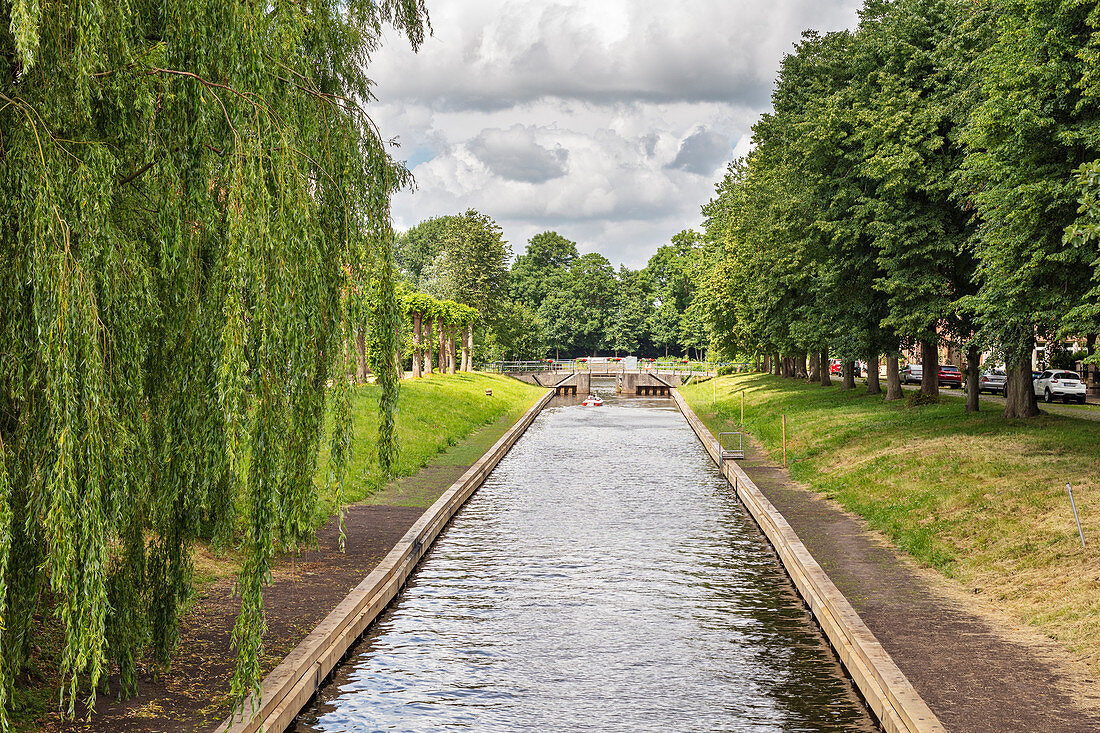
512, 369, 679, 396
486, 358, 730, 377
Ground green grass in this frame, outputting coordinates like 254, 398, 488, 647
682, 373, 1100, 674
315, 372, 545, 517
9, 373, 547, 732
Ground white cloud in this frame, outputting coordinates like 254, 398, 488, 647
369, 0, 862, 268
467, 126, 569, 183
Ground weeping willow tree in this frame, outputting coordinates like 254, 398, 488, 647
0, 0, 427, 725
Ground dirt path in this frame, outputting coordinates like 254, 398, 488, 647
39, 413, 521, 733
735, 435, 1100, 732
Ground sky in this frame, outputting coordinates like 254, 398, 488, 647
368, 0, 863, 269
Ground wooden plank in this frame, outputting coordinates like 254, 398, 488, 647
215, 389, 556, 733
671, 390, 945, 733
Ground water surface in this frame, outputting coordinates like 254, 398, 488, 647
295, 393, 876, 732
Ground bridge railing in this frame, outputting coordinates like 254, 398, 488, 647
479, 360, 757, 376
483, 360, 577, 374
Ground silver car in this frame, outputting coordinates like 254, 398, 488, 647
1033, 370, 1087, 404
901, 364, 923, 384
978, 368, 1007, 396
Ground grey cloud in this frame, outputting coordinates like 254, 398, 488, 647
370, 1, 861, 112
375, 0, 862, 269
467, 126, 569, 183
667, 127, 730, 175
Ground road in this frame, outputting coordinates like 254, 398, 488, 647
896, 383, 1100, 422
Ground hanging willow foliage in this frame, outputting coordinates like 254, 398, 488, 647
0, 0, 427, 725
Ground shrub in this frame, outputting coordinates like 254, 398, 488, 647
906, 391, 939, 407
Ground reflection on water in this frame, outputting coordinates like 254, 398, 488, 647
294, 393, 876, 732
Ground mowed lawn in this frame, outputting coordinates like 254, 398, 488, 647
315, 372, 546, 518
682, 373, 1100, 674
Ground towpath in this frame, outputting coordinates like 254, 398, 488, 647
735, 433, 1100, 733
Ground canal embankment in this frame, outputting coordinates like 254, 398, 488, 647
294, 392, 878, 732
217, 386, 556, 733
681, 373, 1100, 732
35, 373, 546, 733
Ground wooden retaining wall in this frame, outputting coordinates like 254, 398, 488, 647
216, 389, 557, 733
671, 389, 945, 733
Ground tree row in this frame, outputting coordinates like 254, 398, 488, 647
695, 0, 1100, 418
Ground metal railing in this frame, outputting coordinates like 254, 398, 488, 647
482, 359, 756, 376
718, 432, 745, 461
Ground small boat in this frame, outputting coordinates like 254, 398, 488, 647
582, 394, 603, 407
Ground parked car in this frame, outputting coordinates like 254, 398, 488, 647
1033, 370, 1087, 404
938, 364, 964, 389
978, 369, 1008, 396
828, 359, 863, 377
901, 364, 923, 384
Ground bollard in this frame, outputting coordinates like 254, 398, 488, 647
782, 414, 787, 467
1067, 483, 1086, 548
485, 389, 492, 397
741, 390, 745, 426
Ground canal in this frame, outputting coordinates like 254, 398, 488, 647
293, 392, 877, 732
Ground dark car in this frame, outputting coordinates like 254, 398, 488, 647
938, 364, 963, 389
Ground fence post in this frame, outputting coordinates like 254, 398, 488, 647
782, 414, 787, 467
1068, 483, 1086, 548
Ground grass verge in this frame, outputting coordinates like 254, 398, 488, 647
314, 372, 545, 515
12, 372, 546, 731
682, 373, 1100, 675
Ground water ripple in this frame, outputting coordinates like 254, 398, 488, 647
294, 396, 876, 733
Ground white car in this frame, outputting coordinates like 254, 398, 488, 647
1033, 370, 1087, 404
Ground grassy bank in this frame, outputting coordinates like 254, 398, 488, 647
13, 373, 546, 732
319, 372, 546, 512
681, 373, 1100, 674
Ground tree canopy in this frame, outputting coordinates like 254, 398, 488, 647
0, 0, 427, 724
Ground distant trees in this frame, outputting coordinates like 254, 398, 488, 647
695, 0, 1100, 418
396, 221, 715, 362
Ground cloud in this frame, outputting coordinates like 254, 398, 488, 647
369, 0, 862, 268
667, 127, 731, 175
467, 126, 569, 183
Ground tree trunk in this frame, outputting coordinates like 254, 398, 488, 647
866, 352, 881, 395
447, 330, 457, 374
423, 319, 433, 374
920, 339, 939, 397
965, 344, 980, 413
468, 326, 475, 371
412, 312, 422, 378
808, 350, 819, 382
461, 325, 470, 372
797, 352, 807, 379
755, 355, 761, 372
355, 329, 368, 383
842, 360, 855, 390
885, 356, 902, 400
438, 321, 446, 374
820, 346, 831, 387
394, 323, 403, 381
1004, 334, 1039, 418
773, 352, 781, 376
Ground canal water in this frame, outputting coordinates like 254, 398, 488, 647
294, 392, 877, 732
